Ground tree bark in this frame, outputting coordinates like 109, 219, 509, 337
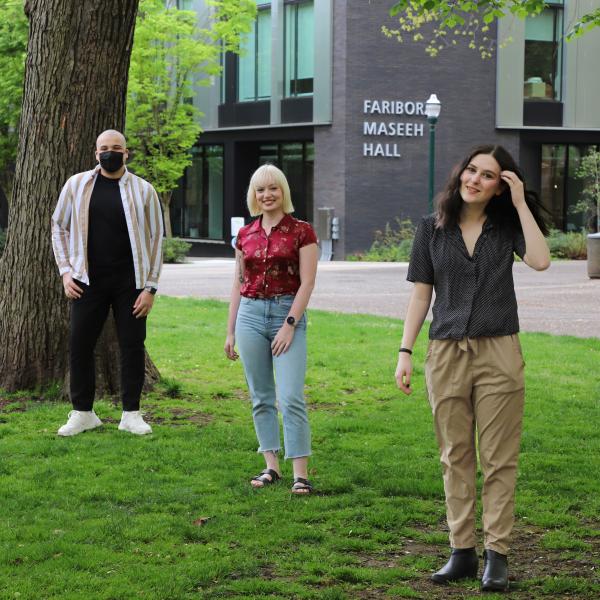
0, 0, 159, 395
161, 191, 173, 238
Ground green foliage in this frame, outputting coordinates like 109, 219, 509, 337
547, 229, 587, 260
0, 298, 599, 597
385, 1, 600, 58
348, 217, 415, 262
0, 0, 28, 191
572, 147, 600, 232
162, 236, 191, 263
126, 0, 256, 217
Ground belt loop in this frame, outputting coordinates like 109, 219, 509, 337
458, 337, 468, 352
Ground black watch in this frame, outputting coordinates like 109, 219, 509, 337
286, 316, 296, 327
144, 286, 157, 295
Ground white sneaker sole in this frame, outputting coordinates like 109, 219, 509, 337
118, 425, 152, 435
57, 422, 102, 437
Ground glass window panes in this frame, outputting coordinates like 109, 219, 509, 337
170, 146, 224, 240
540, 144, 600, 232
540, 144, 566, 229
285, 1, 314, 97
524, 6, 563, 101
238, 6, 272, 102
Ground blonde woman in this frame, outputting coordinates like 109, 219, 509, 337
225, 164, 319, 494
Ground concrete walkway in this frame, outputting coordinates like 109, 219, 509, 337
158, 260, 599, 338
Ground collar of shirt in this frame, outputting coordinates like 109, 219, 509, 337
246, 213, 293, 236
87, 165, 130, 186
447, 218, 495, 259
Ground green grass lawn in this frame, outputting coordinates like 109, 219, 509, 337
1, 296, 599, 599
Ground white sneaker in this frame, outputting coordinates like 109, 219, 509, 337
57, 410, 103, 436
118, 411, 152, 435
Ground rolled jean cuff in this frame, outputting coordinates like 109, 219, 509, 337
258, 447, 281, 454
284, 451, 312, 460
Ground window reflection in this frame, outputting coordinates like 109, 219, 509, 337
285, 1, 314, 97
238, 2, 272, 102
524, 3, 563, 101
171, 145, 224, 240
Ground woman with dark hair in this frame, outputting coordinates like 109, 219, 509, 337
395, 145, 550, 592
225, 164, 319, 495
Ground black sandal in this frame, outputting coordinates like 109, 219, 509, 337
291, 477, 314, 495
251, 468, 281, 487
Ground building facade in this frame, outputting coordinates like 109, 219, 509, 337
171, 0, 600, 258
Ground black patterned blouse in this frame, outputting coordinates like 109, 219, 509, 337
407, 214, 526, 340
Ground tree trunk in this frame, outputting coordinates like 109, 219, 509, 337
0, 169, 14, 208
161, 191, 173, 238
0, 0, 159, 395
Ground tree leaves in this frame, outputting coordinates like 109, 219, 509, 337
385, 0, 600, 58
125, 0, 256, 219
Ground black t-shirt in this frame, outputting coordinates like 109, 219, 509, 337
407, 214, 526, 340
87, 173, 133, 269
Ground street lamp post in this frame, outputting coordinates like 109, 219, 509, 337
425, 93, 441, 214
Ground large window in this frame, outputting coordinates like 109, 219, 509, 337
524, 2, 563, 101
238, 1, 271, 102
258, 141, 314, 221
284, 1, 314, 97
171, 145, 224, 240
540, 144, 599, 231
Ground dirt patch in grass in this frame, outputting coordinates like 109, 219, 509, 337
143, 406, 214, 426
350, 522, 600, 599
0, 397, 28, 413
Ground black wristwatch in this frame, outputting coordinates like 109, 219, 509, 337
144, 286, 157, 295
286, 316, 296, 327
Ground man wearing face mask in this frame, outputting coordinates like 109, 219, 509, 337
51, 129, 164, 436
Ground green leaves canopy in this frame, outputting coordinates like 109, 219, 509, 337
125, 0, 256, 199
0, 0, 28, 191
386, 1, 600, 57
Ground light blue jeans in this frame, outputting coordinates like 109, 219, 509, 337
235, 295, 311, 459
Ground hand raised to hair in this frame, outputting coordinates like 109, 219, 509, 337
500, 170, 526, 209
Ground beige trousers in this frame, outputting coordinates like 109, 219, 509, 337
425, 335, 525, 555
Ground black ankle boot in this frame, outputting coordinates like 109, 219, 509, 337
481, 549, 509, 592
431, 547, 478, 584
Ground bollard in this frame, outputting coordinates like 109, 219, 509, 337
587, 233, 600, 278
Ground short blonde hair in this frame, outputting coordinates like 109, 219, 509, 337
246, 164, 294, 217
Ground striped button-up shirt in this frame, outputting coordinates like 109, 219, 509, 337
51, 166, 163, 289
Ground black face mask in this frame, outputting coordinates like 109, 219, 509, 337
99, 151, 125, 173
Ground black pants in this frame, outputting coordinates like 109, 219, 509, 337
70, 266, 146, 411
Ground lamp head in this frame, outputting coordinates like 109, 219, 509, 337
425, 93, 441, 121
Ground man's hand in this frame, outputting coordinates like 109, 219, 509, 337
132, 290, 154, 318
62, 272, 83, 299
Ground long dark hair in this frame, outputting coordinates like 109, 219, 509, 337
435, 144, 549, 235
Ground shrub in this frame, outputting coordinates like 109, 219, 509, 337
547, 229, 587, 260
162, 237, 191, 263
0, 228, 6, 256
348, 217, 415, 262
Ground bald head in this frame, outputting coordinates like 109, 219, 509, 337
96, 129, 126, 150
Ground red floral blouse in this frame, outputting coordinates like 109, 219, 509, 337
236, 214, 318, 298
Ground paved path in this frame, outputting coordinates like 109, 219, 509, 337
159, 260, 599, 338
